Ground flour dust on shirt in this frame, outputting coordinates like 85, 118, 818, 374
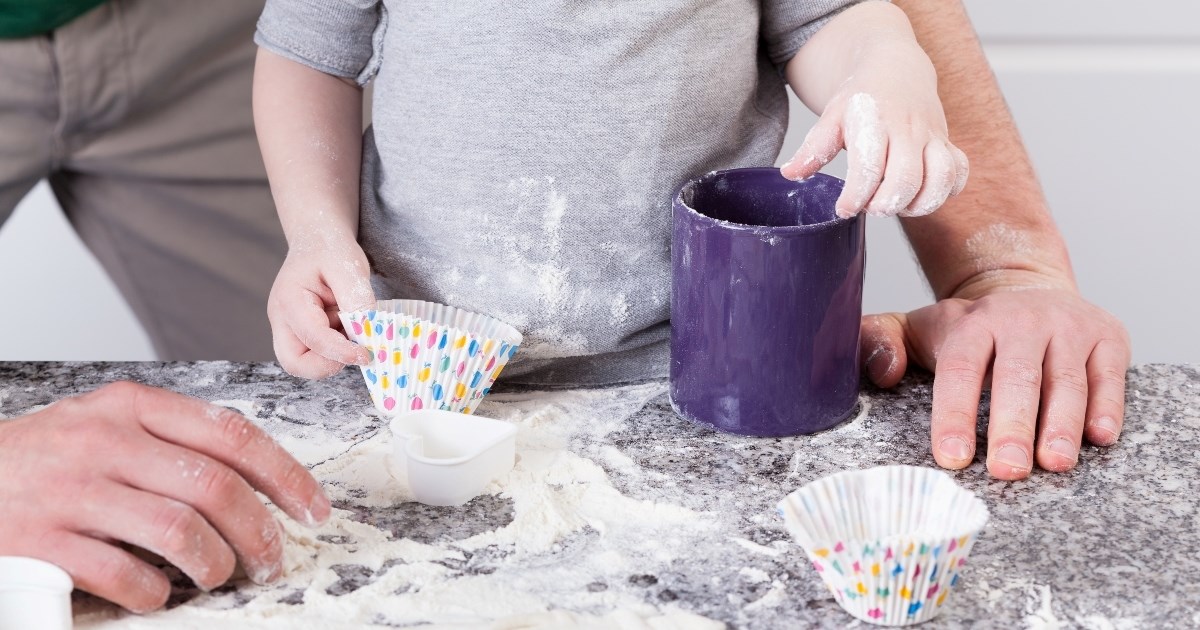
256, 0, 864, 386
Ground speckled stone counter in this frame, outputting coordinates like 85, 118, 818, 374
0, 362, 1197, 629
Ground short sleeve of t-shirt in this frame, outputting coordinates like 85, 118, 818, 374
761, 0, 879, 69
255, 0, 385, 85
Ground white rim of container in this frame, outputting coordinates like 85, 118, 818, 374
781, 465, 989, 548
343, 299, 523, 348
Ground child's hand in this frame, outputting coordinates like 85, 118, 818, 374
781, 36, 968, 219
267, 239, 376, 379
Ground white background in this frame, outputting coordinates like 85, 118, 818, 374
0, 0, 1197, 362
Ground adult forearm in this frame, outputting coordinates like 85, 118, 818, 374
893, 0, 1076, 299
252, 48, 364, 249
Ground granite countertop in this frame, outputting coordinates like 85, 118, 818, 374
0, 362, 1197, 629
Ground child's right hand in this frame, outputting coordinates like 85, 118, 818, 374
267, 240, 376, 379
778, 1, 968, 220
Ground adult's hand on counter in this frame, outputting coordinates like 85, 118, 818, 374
860, 276, 1131, 480
0, 382, 331, 612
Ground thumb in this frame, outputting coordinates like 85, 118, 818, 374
860, 313, 910, 388
780, 113, 844, 182
325, 256, 377, 314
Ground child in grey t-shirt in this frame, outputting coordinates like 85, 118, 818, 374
252, 0, 967, 386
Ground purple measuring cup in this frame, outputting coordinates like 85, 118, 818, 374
669, 168, 866, 437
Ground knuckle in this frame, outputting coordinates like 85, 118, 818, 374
94, 554, 140, 591
1049, 366, 1089, 396
935, 408, 979, 428
1002, 423, 1039, 444
195, 463, 239, 502
936, 357, 984, 383
153, 502, 201, 557
1009, 309, 1043, 331
1094, 394, 1126, 412
1055, 311, 1087, 333
277, 461, 313, 496
936, 298, 972, 321
857, 162, 884, 179
247, 518, 283, 564
278, 356, 307, 379
103, 381, 142, 399
1099, 329, 1132, 355
1092, 365, 1128, 390
995, 358, 1043, 391
49, 394, 84, 418
291, 327, 318, 351
102, 381, 151, 413
75, 382, 127, 411
1003, 424, 1041, 444
937, 163, 958, 188
953, 310, 992, 335
215, 407, 258, 452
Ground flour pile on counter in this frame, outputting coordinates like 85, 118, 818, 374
75, 383, 723, 629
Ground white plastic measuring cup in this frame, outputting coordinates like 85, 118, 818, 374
390, 409, 518, 506
0, 556, 73, 630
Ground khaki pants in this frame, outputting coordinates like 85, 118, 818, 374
0, 0, 285, 361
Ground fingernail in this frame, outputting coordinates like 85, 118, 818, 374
866, 347, 893, 383
1047, 437, 1077, 461
993, 444, 1031, 471
305, 490, 332, 527
938, 436, 971, 462
1088, 416, 1120, 445
248, 561, 279, 586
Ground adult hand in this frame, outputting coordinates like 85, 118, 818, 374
0, 382, 331, 612
267, 235, 376, 379
861, 280, 1130, 480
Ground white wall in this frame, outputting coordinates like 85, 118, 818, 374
0, 1, 1197, 363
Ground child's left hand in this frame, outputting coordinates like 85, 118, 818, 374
780, 8, 969, 219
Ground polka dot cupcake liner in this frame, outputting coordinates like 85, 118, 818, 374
339, 300, 523, 416
778, 465, 989, 626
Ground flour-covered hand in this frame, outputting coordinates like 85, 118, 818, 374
0, 383, 329, 611
268, 237, 376, 380
780, 3, 968, 218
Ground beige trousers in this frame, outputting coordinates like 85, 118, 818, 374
0, 0, 285, 361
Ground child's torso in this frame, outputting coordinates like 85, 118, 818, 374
360, 0, 792, 385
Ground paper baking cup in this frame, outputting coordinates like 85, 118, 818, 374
778, 465, 988, 626
340, 300, 522, 415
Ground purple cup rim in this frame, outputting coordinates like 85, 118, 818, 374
674, 167, 854, 235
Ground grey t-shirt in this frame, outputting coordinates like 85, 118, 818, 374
256, 0, 864, 386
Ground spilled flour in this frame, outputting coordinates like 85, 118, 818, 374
971, 578, 1140, 630
74, 383, 724, 629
